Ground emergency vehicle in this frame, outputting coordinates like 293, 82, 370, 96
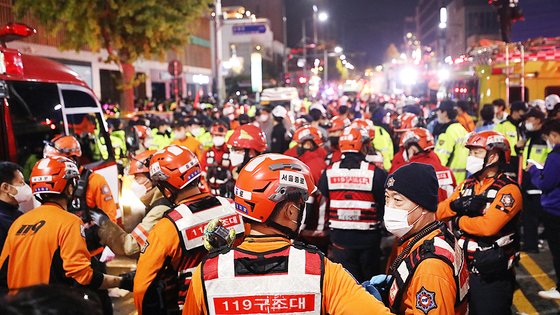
443, 37, 560, 106
0, 23, 119, 208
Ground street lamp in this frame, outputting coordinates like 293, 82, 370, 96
318, 12, 328, 22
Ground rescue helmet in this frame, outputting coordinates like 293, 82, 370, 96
328, 115, 351, 132
43, 135, 82, 159
350, 118, 376, 139
393, 113, 419, 132
339, 127, 371, 153
293, 125, 324, 147
128, 150, 156, 176
400, 128, 435, 151
545, 94, 560, 111
133, 125, 151, 140
465, 130, 511, 163
210, 122, 228, 136
234, 153, 316, 223
149, 145, 201, 200
227, 124, 267, 153
30, 156, 79, 198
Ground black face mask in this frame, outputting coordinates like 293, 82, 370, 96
329, 137, 339, 148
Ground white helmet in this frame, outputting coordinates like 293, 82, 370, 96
271, 105, 287, 118
545, 94, 560, 111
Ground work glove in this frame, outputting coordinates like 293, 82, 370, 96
118, 270, 135, 291
450, 195, 487, 217
361, 274, 392, 301
361, 281, 383, 301
89, 209, 109, 227
203, 218, 236, 251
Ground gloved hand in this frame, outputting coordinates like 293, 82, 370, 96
119, 270, 135, 291
450, 195, 487, 216
361, 280, 383, 301
203, 218, 236, 251
361, 274, 392, 301
369, 274, 393, 287
89, 209, 109, 227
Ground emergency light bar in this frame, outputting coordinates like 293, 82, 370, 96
0, 23, 36, 45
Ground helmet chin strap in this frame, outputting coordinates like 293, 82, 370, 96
266, 203, 304, 239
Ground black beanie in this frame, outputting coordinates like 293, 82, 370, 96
385, 163, 439, 212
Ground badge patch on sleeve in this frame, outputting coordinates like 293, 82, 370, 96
416, 287, 437, 314
500, 193, 514, 208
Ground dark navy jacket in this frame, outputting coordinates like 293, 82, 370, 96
528, 144, 560, 216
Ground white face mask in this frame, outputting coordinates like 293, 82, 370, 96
258, 114, 269, 122
130, 180, 148, 199
547, 139, 555, 150
525, 122, 536, 131
229, 150, 245, 167
143, 138, 154, 149
213, 136, 226, 147
384, 205, 421, 238
174, 130, 186, 140
466, 155, 485, 175
191, 127, 203, 137
8, 183, 33, 204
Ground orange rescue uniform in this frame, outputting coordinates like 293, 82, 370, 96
183, 235, 393, 315
172, 137, 204, 159
86, 172, 117, 222
437, 177, 523, 236
391, 228, 468, 315
0, 204, 103, 291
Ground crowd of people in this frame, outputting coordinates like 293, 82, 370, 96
0, 92, 560, 315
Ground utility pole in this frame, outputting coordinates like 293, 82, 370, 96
214, 0, 225, 105
282, 0, 288, 79
302, 21, 308, 97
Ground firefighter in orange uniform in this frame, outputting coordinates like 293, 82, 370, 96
366, 163, 469, 314
437, 130, 522, 314
133, 145, 245, 315
318, 126, 388, 282
227, 124, 268, 179
183, 154, 393, 315
325, 116, 351, 166
200, 122, 234, 198
391, 128, 456, 201
0, 157, 123, 293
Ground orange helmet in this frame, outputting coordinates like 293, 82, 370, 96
133, 125, 151, 139
350, 118, 375, 139
465, 130, 511, 163
210, 122, 228, 136
339, 127, 371, 153
393, 113, 419, 132
128, 150, 156, 176
43, 135, 82, 158
400, 128, 435, 151
328, 116, 351, 132
227, 124, 267, 153
234, 154, 316, 223
149, 145, 201, 199
293, 126, 324, 146
30, 156, 79, 197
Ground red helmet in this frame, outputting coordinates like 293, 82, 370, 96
210, 122, 228, 136
393, 113, 419, 132
294, 118, 310, 130
350, 118, 376, 139
293, 126, 324, 146
339, 127, 371, 153
30, 156, 80, 197
134, 125, 151, 139
149, 145, 202, 198
128, 150, 156, 176
44, 135, 82, 158
400, 128, 435, 151
227, 124, 267, 153
234, 154, 316, 223
465, 130, 511, 163
328, 116, 351, 132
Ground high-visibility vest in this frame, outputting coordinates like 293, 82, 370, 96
325, 161, 380, 230
494, 120, 520, 157
388, 223, 469, 312
165, 196, 245, 305
373, 125, 394, 170
202, 243, 323, 315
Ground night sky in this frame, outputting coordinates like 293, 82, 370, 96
286, 0, 419, 68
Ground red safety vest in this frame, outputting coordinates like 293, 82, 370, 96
456, 173, 520, 272
325, 161, 380, 230
201, 243, 324, 315
164, 195, 245, 307
388, 223, 469, 312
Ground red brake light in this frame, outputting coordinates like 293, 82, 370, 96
0, 49, 24, 76
0, 23, 36, 43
